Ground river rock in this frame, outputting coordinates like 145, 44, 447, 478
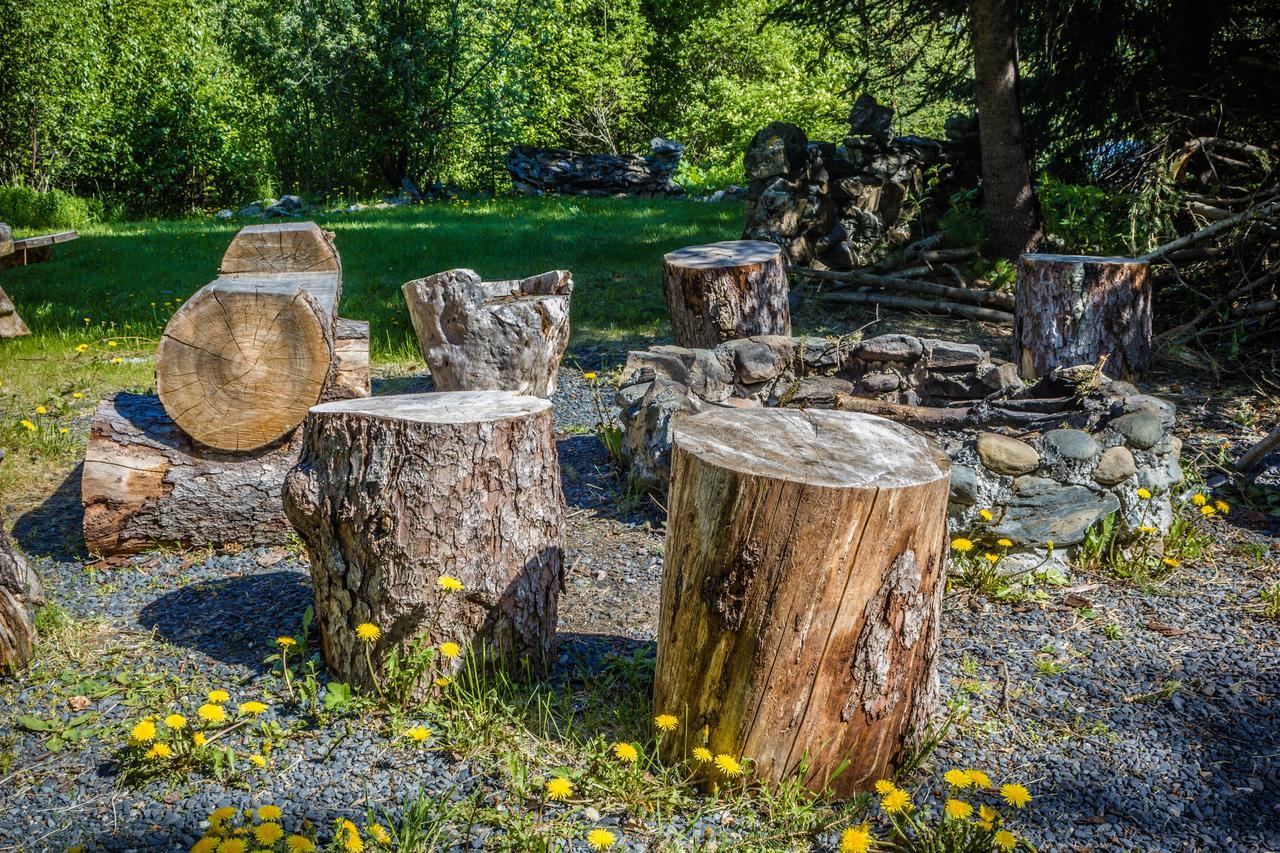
993, 477, 1121, 546
977, 433, 1040, 476
1092, 446, 1137, 485
855, 333, 921, 363
860, 372, 901, 393
729, 338, 791, 384
1124, 394, 1177, 428
1043, 429, 1100, 462
923, 339, 984, 371
1110, 412, 1164, 450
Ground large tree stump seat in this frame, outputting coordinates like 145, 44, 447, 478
1, 508, 44, 675
283, 392, 566, 698
662, 240, 790, 348
654, 407, 951, 798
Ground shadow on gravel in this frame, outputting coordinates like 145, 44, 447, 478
138, 570, 313, 671
13, 464, 87, 560
557, 434, 664, 527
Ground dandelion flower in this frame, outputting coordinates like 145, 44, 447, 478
951, 537, 974, 552
238, 701, 268, 716
839, 824, 872, 853
253, 824, 284, 845
337, 819, 363, 852
76, 344, 89, 353
59, 427, 69, 434
285, 837, 316, 853
1138, 525, 1157, 534
73, 392, 83, 399
192, 838, 218, 853
545, 777, 573, 800
944, 768, 972, 788
997, 538, 1013, 548
437, 575, 464, 592
654, 713, 678, 732
583, 372, 598, 381
1200, 505, 1217, 517
163, 713, 187, 730
1162, 557, 1180, 568
984, 552, 999, 563
248, 754, 267, 767
35, 405, 47, 415
1191, 493, 1207, 506
879, 786, 911, 814
355, 623, 381, 643
405, 726, 431, 742
20, 419, 35, 432
434, 676, 452, 688
146, 742, 173, 759
978, 804, 997, 829
612, 742, 638, 762
198, 704, 228, 724
257, 805, 282, 821
276, 637, 296, 648
194, 732, 208, 747
369, 824, 391, 845
873, 779, 898, 795
210, 806, 237, 824
965, 769, 993, 789
1214, 500, 1230, 514
586, 828, 616, 850
107, 341, 118, 347
1136, 487, 1152, 500
714, 753, 743, 777
1000, 782, 1031, 808
944, 799, 973, 820
994, 829, 1017, 851
130, 720, 157, 743
439, 641, 461, 659
216, 841, 246, 853
978, 509, 993, 521
208, 690, 230, 703
110, 357, 123, 364
691, 747, 712, 763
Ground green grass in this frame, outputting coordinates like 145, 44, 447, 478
0, 197, 740, 507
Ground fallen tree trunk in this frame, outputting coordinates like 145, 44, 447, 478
1139, 196, 1280, 263
820, 289, 1014, 324
664, 240, 790, 347
1, 509, 44, 676
1236, 425, 1280, 473
832, 392, 1062, 428
793, 266, 1014, 310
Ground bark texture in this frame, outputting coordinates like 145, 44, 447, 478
654, 408, 951, 798
1014, 253, 1152, 380
328, 318, 372, 401
1, 509, 44, 675
283, 392, 566, 697
663, 240, 790, 348
403, 269, 573, 397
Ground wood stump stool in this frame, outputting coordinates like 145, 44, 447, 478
654, 407, 951, 797
662, 240, 790, 348
1015, 253, 1151, 380
283, 392, 565, 697
1, 508, 44, 675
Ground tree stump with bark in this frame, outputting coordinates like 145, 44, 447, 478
662, 240, 790, 348
402, 269, 573, 397
283, 392, 566, 697
0, 222, 29, 339
1, 509, 44, 675
220, 221, 342, 275
1014, 253, 1151, 380
653, 407, 951, 798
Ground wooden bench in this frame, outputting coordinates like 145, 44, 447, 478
0, 223, 80, 338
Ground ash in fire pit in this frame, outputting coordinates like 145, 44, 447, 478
616, 333, 1182, 578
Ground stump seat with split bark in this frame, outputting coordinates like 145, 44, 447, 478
663, 240, 790, 348
283, 392, 566, 697
1014, 253, 1151, 380
653, 407, 951, 797
1, 509, 44, 675
403, 269, 573, 397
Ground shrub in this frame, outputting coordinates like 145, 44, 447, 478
0, 185, 100, 230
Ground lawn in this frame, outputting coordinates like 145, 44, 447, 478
0, 197, 741, 509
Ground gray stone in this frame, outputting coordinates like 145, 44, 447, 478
924, 372, 988, 399
1092, 446, 1137, 485
1042, 429, 1100, 462
619, 377, 699, 491
779, 375, 854, 408
794, 337, 843, 371
744, 122, 809, 181
860, 372, 900, 393
215, 209, 234, 219
949, 465, 979, 505
624, 346, 695, 386
730, 340, 789, 384
1124, 394, 1176, 428
977, 433, 1040, 476
922, 338, 984, 371
1111, 412, 1164, 449
687, 349, 734, 402
854, 333, 921, 363
993, 477, 1121, 546
978, 361, 1024, 393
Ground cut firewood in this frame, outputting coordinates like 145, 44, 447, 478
663, 240, 790, 347
220, 221, 341, 275
793, 266, 1014, 310
820, 289, 1014, 324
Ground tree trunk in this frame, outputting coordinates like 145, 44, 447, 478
654, 408, 951, 798
968, 0, 1043, 262
1014, 253, 1152, 380
283, 392, 566, 696
403, 269, 573, 397
1, 509, 44, 675
663, 240, 790, 348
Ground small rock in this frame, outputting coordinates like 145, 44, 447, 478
215, 209, 234, 219
854, 333, 921, 363
1110, 412, 1164, 449
993, 476, 1121, 546
1124, 394, 1176, 427
1042, 428, 1100, 462
922, 338, 984, 371
860, 372, 900, 393
976, 433, 1040, 476
949, 466, 979, 505
1093, 446, 1137, 485
732, 342, 788, 384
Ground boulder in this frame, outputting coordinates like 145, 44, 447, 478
744, 122, 809, 181
1042, 429, 1100, 462
1092, 446, 1137, 485
923, 339, 985, 371
976, 433, 1040, 476
1110, 412, 1164, 450
730, 339, 791, 384
855, 333, 922, 363
993, 477, 1121, 546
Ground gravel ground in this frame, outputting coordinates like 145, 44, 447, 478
2, 361, 1279, 851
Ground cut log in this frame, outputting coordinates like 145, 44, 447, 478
653, 407, 950, 797
0, 284, 31, 338
156, 272, 339, 451
1, 509, 44, 675
220, 221, 341, 275
283, 392, 566, 696
663, 240, 790, 348
1014, 254, 1151, 381
81, 393, 302, 555
402, 268, 572, 397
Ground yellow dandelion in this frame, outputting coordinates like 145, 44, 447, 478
434, 676, 452, 688
612, 742, 638, 762
984, 552, 999, 563
437, 574, 464, 592
130, 719, 157, 743
405, 726, 431, 742
210, 806, 237, 823
207, 690, 230, 703
545, 777, 573, 801
73, 392, 83, 399
714, 753, 744, 777
35, 405, 47, 415
944, 799, 973, 820
59, 427, 69, 434
1214, 500, 1230, 514
216, 841, 246, 853
1200, 504, 1217, 517
76, 344, 89, 353
337, 819, 363, 852
839, 823, 872, 853
198, 704, 228, 724
439, 641, 461, 659
257, 805, 282, 821
586, 828, 616, 850
20, 419, 35, 432
966, 769, 993, 789
654, 713, 679, 732
880, 786, 912, 814
285, 837, 315, 853
238, 701, 268, 716
253, 824, 284, 845
1000, 782, 1032, 808
248, 754, 267, 767
369, 824, 391, 845
1138, 525, 1157, 534
944, 768, 972, 788
978, 509, 993, 521
146, 742, 173, 759
873, 779, 898, 795
276, 637, 296, 648
110, 357, 123, 364
583, 372, 598, 380
1162, 557, 1181, 568
951, 537, 975, 552
1191, 493, 1207, 506
994, 829, 1017, 851
107, 341, 118, 347
691, 747, 712, 763
1136, 487, 1152, 500
997, 538, 1013, 548
193, 838, 218, 853
194, 732, 208, 747
355, 623, 381, 643
978, 803, 997, 829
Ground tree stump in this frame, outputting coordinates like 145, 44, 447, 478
1, 509, 44, 675
662, 240, 790, 348
1014, 253, 1151, 380
220, 221, 342, 275
402, 269, 573, 397
653, 408, 951, 798
283, 392, 566, 696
